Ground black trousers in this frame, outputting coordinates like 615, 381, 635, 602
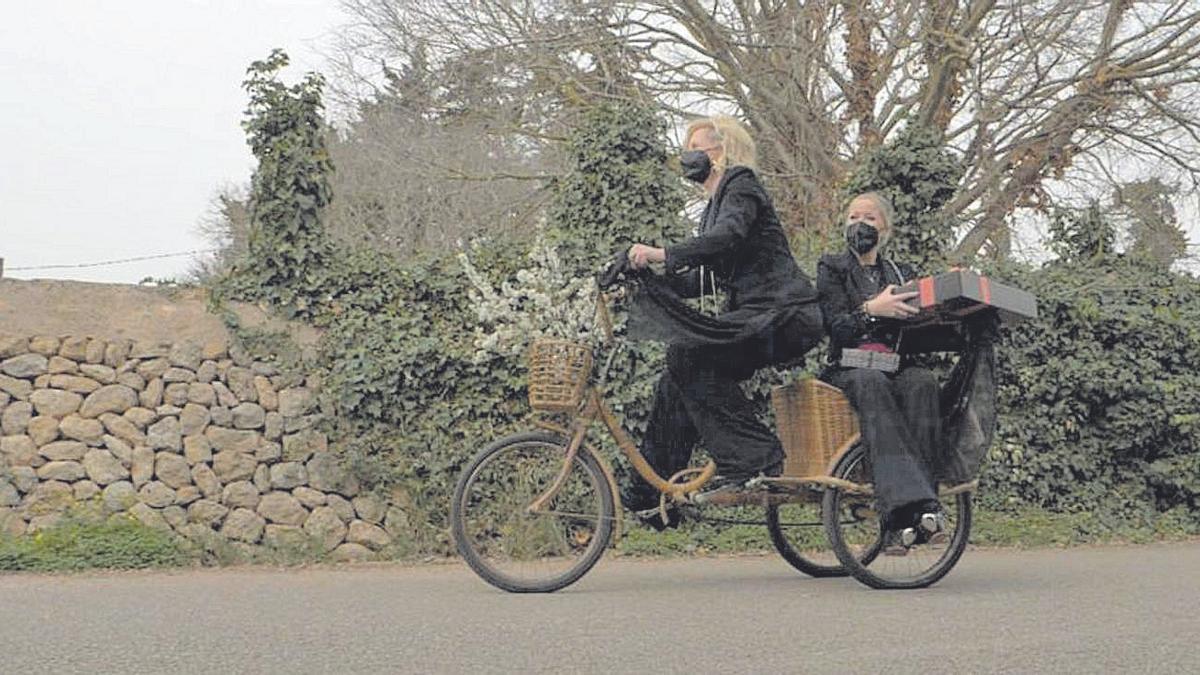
626, 321, 806, 510
826, 367, 941, 525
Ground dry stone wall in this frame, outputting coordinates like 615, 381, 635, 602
0, 334, 399, 562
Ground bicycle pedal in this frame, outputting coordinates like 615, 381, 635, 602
900, 527, 918, 547
919, 512, 947, 535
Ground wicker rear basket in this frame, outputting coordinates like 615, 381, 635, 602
527, 339, 593, 413
771, 378, 860, 477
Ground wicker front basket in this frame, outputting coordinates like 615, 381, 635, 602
771, 378, 860, 478
527, 339, 593, 413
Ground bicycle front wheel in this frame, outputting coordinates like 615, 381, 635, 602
451, 431, 615, 593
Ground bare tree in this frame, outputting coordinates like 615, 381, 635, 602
333, 0, 1200, 260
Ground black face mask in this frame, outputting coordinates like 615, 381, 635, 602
680, 150, 712, 184
845, 220, 880, 255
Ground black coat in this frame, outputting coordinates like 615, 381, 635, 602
626, 166, 822, 352
816, 249, 917, 366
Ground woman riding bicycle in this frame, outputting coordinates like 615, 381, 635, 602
816, 192, 947, 550
621, 115, 823, 526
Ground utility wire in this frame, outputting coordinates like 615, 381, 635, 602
6, 249, 219, 272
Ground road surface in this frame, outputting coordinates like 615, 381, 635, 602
1, 543, 1197, 674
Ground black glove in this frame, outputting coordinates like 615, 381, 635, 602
597, 247, 635, 290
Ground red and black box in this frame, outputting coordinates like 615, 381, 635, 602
890, 269, 1038, 354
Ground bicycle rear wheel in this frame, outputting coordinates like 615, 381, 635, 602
766, 500, 847, 577
451, 431, 614, 593
823, 442, 971, 590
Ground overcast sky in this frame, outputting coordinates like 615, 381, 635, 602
1, 0, 345, 283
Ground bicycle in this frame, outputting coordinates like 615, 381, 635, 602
450, 271, 977, 592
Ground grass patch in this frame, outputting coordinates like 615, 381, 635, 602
0, 514, 193, 572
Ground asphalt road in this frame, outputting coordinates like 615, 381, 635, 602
2, 543, 1197, 674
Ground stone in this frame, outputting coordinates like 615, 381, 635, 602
303, 506, 348, 552
49, 374, 101, 394
212, 382, 238, 408
140, 378, 164, 408
0, 508, 26, 537
188, 499, 229, 527
0, 337, 29, 359
103, 435, 133, 466
174, 485, 201, 506
278, 387, 314, 417
30, 389, 84, 418
221, 480, 261, 509
183, 435, 212, 465
253, 377, 279, 411
264, 524, 308, 549
27, 416, 59, 445
99, 413, 146, 445
192, 464, 221, 498
325, 494, 355, 522
83, 448, 129, 485
1, 353, 48, 378
163, 367, 196, 384
131, 340, 170, 359
264, 413, 284, 441
155, 452, 192, 488
131, 446, 155, 487
253, 463, 271, 492
0, 481, 19, 507
33, 374, 51, 389
47, 356, 79, 374
0, 374, 33, 400
83, 338, 106, 365
123, 407, 157, 429
79, 385, 138, 418
227, 367, 257, 402
229, 343, 253, 367
213, 450, 257, 483
169, 342, 204, 370
1, 401, 33, 434
72, 480, 101, 501
352, 494, 387, 525
256, 491, 308, 525
29, 336, 61, 356
102, 481, 137, 512
205, 426, 258, 454
137, 357, 171, 380
305, 453, 359, 497
116, 372, 146, 391
129, 502, 170, 531
156, 405, 183, 417
40, 440, 87, 461
28, 514, 65, 532
138, 481, 176, 508
293, 486, 326, 509
163, 382, 189, 407
251, 361, 278, 377
104, 341, 132, 368
221, 508, 265, 543
269, 462, 308, 490
201, 340, 227, 361
37, 460, 85, 481
232, 402, 266, 430
196, 361, 218, 384
24, 481, 75, 514
346, 520, 391, 550
251, 442, 279, 466
79, 363, 117, 385
161, 504, 187, 529
186, 383, 216, 407
59, 415, 105, 445
147, 417, 182, 451
283, 430, 327, 462
0, 391, 7, 407
330, 543, 374, 562
210, 406, 232, 427
9, 466, 37, 493
59, 336, 90, 361
2, 435, 39, 466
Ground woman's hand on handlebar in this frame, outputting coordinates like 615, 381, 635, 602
628, 243, 665, 269
865, 285, 921, 320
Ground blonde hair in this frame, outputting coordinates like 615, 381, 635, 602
684, 115, 757, 173
848, 191, 896, 244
